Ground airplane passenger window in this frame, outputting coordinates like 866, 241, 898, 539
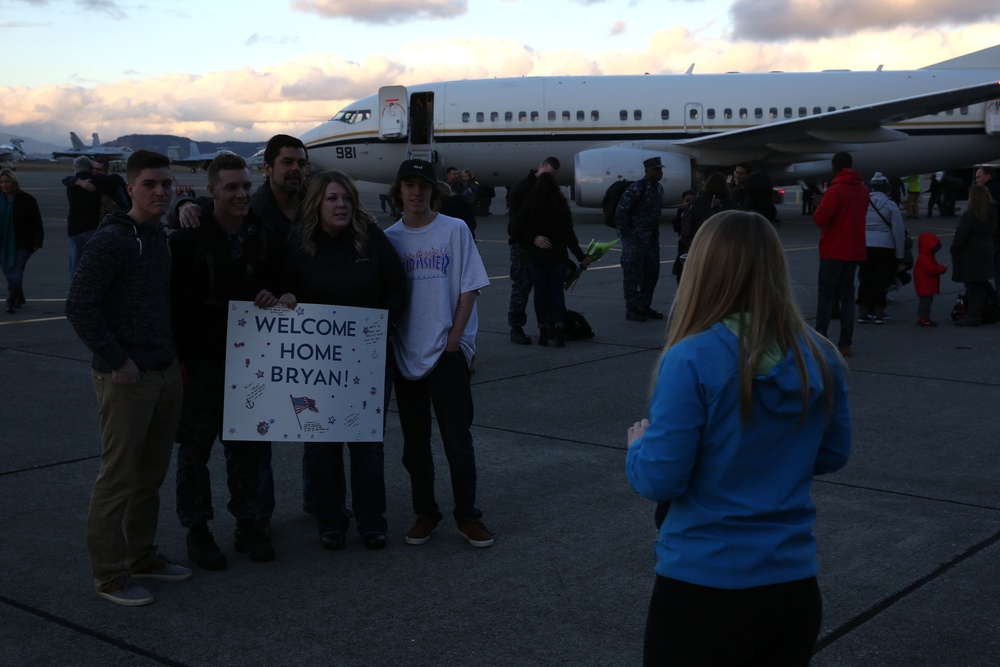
784, 107, 792, 118
634, 110, 642, 120
961, 106, 969, 115
519, 111, 527, 122
828, 106, 836, 112
798, 107, 807, 117
661, 109, 670, 120
563, 111, 571, 121
813, 107, 822, 115
548, 111, 556, 121
769, 108, 778, 119
531, 111, 539, 121
945, 109, 954, 115
724, 108, 733, 119
577, 110, 585, 121
755, 108, 763, 119
462, 112, 470, 123
620, 110, 628, 121
491, 112, 499, 122
591, 110, 599, 121
707, 108, 715, 120
505, 112, 513, 122
476, 112, 484, 122
689, 108, 699, 120
740, 108, 748, 119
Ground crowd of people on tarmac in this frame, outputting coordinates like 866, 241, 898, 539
11, 133, 993, 663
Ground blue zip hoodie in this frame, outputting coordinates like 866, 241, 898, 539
626, 322, 851, 589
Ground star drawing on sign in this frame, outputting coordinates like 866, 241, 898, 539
296, 307, 305, 315
228, 427, 236, 435
231, 384, 237, 390
328, 416, 337, 425
256, 370, 264, 378
237, 318, 247, 327
376, 407, 381, 414
353, 376, 360, 384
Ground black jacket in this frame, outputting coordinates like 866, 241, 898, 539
65, 172, 102, 236
511, 195, 586, 266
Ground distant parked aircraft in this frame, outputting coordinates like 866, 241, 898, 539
0, 138, 25, 165
169, 142, 234, 172
51, 132, 132, 160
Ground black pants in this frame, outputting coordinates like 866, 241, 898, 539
643, 575, 821, 666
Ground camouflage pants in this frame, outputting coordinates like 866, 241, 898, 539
621, 229, 660, 312
175, 360, 261, 528
508, 243, 533, 327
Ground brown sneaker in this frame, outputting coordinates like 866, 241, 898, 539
405, 515, 439, 545
458, 519, 494, 548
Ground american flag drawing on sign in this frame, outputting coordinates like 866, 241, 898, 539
290, 395, 318, 414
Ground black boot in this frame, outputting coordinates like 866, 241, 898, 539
510, 326, 531, 345
537, 327, 549, 347
554, 328, 565, 348
187, 523, 228, 570
235, 518, 276, 562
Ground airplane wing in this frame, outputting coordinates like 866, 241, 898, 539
674, 79, 1000, 154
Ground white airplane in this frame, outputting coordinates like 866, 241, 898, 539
0, 138, 25, 164
169, 142, 234, 171
246, 147, 266, 170
300, 43, 1000, 206
51, 132, 132, 160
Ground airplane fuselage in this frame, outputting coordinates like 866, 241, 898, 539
301, 68, 1000, 206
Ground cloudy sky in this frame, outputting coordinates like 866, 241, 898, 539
2, 0, 999, 145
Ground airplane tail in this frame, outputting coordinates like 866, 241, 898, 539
188, 142, 201, 159
924, 44, 1000, 69
92, 133, 102, 148
10, 139, 24, 154
167, 144, 181, 161
69, 132, 85, 150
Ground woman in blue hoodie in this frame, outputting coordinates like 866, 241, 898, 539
626, 210, 852, 666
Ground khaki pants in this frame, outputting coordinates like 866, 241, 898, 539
906, 192, 920, 218
86, 362, 183, 589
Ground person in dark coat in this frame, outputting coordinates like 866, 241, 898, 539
951, 184, 996, 326
511, 171, 590, 347
676, 172, 736, 283
743, 171, 778, 223
283, 169, 407, 551
0, 168, 44, 314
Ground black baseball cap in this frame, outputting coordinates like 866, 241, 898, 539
396, 159, 437, 185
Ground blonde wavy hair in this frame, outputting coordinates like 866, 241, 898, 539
664, 210, 835, 423
296, 169, 369, 257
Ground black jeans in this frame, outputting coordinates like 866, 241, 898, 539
644, 575, 821, 666
815, 258, 857, 347
395, 350, 481, 525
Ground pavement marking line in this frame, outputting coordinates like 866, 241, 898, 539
0, 594, 193, 666
0, 316, 67, 326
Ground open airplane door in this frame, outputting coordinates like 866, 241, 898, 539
379, 86, 407, 139
407, 91, 435, 163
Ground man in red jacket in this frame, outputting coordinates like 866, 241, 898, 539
813, 152, 868, 357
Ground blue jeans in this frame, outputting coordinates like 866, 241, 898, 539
527, 260, 568, 329
815, 259, 858, 348
3, 248, 32, 305
395, 350, 481, 525
69, 230, 95, 281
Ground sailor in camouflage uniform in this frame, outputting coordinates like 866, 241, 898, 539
616, 156, 666, 322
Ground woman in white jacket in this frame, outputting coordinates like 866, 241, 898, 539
857, 172, 906, 324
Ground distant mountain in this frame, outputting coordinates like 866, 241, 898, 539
108, 135, 264, 159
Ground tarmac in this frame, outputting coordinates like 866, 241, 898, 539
0, 166, 997, 667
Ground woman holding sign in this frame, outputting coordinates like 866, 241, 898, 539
625, 211, 851, 665
280, 170, 407, 550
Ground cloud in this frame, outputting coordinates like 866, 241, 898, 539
0, 27, 997, 145
610, 20, 626, 36
291, 0, 468, 23
246, 33, 300, 47
730, 0, 1000, 41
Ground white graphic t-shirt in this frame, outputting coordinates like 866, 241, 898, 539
385, 213, 489, 380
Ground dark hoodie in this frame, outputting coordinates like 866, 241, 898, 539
65, 212, 176, 373
914, 232, 947, 297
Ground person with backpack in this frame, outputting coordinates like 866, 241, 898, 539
616, 156, 666, 322
857, 173, 906, 324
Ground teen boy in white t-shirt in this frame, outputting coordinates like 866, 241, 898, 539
384, 159, 493, 547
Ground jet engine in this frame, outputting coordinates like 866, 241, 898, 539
574, 148, 692, 207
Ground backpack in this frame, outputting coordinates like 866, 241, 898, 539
951, 285, 1000, 324
601, 179, 647, 229
564, 309, 595, 340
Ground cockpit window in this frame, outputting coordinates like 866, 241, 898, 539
330, 109, 372, 123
